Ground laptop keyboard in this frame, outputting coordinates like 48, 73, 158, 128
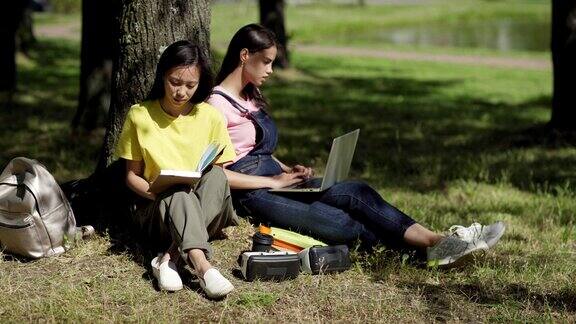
291, 178, 321, 189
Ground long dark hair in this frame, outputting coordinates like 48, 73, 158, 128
147, 40, 214, 104
216, 24, 278, 109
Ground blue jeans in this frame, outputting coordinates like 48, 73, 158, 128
234, 180, 417, 249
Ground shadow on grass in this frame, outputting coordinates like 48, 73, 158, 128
61, 161, 163, 274
264, 60, 574, 195
399, 281, 576, 319
0, 39, 100, 180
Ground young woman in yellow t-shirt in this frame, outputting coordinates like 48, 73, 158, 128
116, 41, 237, 299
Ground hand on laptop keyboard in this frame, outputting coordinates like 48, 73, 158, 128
291, 165, 314, 179
293, 178, 319, 189
270, 171, 307, 189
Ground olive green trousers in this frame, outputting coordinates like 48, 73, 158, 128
134, 166, 238, 260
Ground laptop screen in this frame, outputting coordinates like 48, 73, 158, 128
320, 129, 360, 190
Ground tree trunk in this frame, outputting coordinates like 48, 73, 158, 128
16, 5, 36, 56
259, 0, 289, 69
0, 1, 28, 99
550, 1, 576, 131
72, 0, 117, 132
97, 0, 211, 170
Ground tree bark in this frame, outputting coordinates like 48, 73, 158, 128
97, 0, 211, 170
259, 0, 289, 69
550, 0, 576, 131
0, 1, 28, 98
72, 0, 117, 132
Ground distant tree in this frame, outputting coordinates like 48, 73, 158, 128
0, 0, 28, 103
97, 0, 211, 170
259, 0, 289, 68
72, 0, 117, 133
550, 1, 576, 131
16, 4, 36, 55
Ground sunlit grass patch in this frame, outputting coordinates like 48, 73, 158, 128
212, 0, 550, 57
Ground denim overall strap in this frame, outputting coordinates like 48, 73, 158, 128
212, 90, 249, 115
211, 90, 281, 176
247, 110, 278, 154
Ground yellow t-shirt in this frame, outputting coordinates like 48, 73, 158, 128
115, 100, 236, 182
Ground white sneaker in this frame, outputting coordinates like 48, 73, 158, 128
449, 221, 506, 248
151, 256, 183, 292
78, 225, 95, 239
199, 268, 234, 299
427, 236, 488, 267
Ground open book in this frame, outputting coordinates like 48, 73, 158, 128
148, 142, 225, 194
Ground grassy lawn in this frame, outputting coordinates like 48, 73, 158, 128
211, 0, 550, 58
2, 1, 575, 322
1, 41, 98, 181
34, 0, 551, 58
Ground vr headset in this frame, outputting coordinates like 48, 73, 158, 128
239, 251, 300, 281
298, 245, 351, 275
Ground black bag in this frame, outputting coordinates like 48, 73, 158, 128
299, 245, 351, 274
61, 159, 135, 225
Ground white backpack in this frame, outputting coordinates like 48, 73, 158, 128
0, 157, 77, 258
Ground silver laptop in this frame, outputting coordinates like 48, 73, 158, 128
269, 129, 360, 193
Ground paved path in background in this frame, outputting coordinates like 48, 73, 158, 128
295, 44, 550, 71
36, 23, 550, 71
36, 22, 81, 41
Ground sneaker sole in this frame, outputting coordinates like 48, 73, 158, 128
427, 242, 489, 268
159, 282, 183, 292
485, 222, 506, 248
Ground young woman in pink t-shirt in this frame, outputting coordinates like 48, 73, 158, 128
208, 24, 505, 267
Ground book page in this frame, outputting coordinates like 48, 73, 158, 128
196, 142, 224, 172
148, 171, 201, 193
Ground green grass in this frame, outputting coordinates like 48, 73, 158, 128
211, 0, 550, 57
2, 40, 99, 181
33, 12, 80, 26
270, 53, 558, 193
35, 1, 551, 58
2, 1, 575, 321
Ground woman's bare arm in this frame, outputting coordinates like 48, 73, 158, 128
125, 159, 156, 200
272, 156, 292, 173
223, 168, 305, 190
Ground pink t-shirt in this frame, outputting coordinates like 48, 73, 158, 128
207, 86, 259, 163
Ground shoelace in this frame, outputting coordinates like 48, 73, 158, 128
449, 222, 483, 243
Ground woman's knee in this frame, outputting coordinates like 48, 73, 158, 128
203, 166, 229, 189
331, 180, 375, 198
308, 203, 366, 242
167, 190, 192, 205
206, 165, 227, 181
